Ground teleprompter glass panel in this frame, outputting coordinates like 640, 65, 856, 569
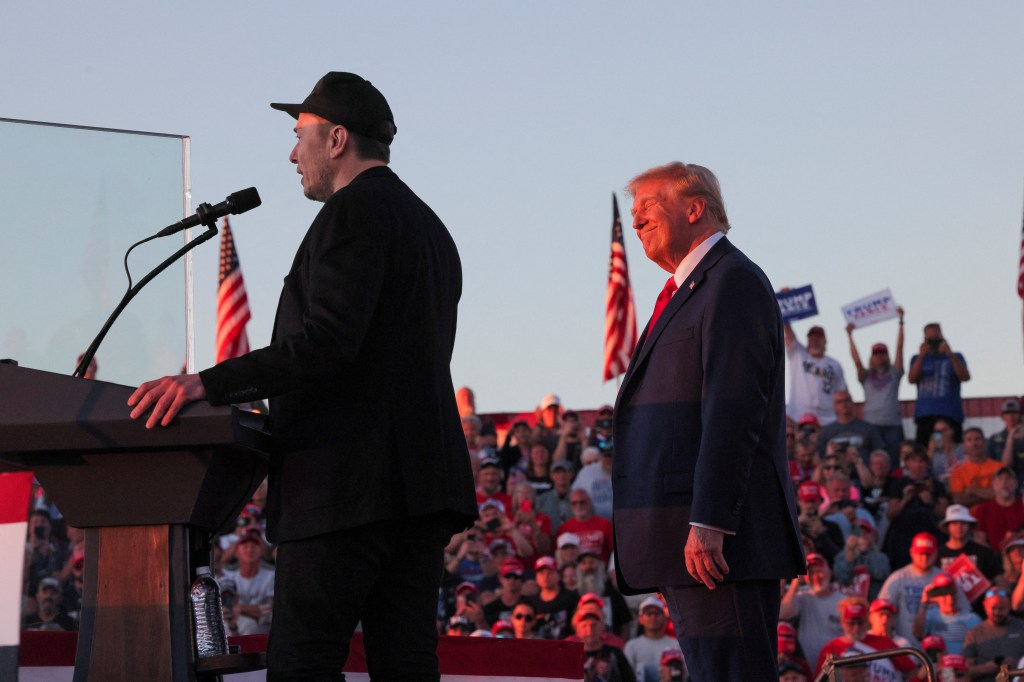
0, 118, 191, 387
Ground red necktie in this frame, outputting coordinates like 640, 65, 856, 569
648, 276, 678, 332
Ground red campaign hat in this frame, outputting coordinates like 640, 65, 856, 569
806, 553, 828, 568
931, 572, 955, 588
940, 654, 966, 672
871, 343, 889, 354
660, 649, 684, 666
455, 581, 478, 595
841, 602, 868, 622
797, 413, 821, 427
500, 558, 525, 577
777, 621, 797, 638
534, 556, 558, 572
798, 480, 823, 502
491, 619, 514, 635
869, 599, 896, 615
910, 532, 937, 554
922, 635, 947, 652
578, 592, 605, 609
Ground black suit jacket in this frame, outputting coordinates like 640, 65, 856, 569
611, 236, 803, 593
201, 167, 477, 543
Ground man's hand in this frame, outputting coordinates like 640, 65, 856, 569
684, 526, 729, 590
128, 374, 206, 428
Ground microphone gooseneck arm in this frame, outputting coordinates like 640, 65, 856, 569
73, 224, 220, 378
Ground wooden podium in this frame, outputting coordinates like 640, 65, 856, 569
0, 362, 271, 682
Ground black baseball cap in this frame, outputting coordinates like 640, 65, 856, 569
271, 72, 396, 145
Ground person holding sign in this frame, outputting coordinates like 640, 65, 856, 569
784, 323, 847, 425
845, 306, 905, 461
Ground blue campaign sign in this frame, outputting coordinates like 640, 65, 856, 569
776, 285, 818, 322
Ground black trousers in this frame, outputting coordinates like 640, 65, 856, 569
266, 513, 454, 681
662, 579, 781, 682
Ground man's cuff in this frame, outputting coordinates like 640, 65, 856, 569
690, 522, 736, 536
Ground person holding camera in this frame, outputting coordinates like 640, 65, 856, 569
553, 410, 586, 469
908, 322, 970, 446
796, 480, 844, 565
912, 571, 980, 655
885, 445, 948, 570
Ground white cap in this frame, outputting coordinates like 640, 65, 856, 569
557, 532, 581, 548
540, 393, 561, 410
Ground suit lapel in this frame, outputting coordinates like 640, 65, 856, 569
618, 237, 735, 397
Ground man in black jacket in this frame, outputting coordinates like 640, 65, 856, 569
129, 72, 477, 680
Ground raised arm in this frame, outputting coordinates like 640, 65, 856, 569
846, 322, 866, 382
894, 306, 905, 372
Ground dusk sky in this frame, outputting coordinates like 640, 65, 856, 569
2, 2, 1023, 413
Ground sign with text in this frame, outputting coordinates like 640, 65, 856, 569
944, 553, 992, 603
776, 285, 818, 323
841, 288, 898, 329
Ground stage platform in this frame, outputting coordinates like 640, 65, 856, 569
17, 631, 584, 681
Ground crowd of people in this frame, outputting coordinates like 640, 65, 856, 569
18, 314, 1024, 682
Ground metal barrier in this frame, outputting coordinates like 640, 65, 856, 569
814, 646, 934, 682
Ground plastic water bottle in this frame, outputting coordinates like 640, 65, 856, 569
191, 566, 228, 657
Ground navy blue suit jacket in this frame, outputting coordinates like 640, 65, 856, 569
612, 236, 803, 593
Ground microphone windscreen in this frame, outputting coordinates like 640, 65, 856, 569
228, 187, 262, 215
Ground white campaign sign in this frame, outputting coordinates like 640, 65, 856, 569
841, 288, 898, 328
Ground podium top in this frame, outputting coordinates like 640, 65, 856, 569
0, 363, 270, 456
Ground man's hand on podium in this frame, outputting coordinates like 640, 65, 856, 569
128, 373, 207, 429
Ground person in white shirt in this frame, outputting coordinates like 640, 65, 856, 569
784, 323, 847, 426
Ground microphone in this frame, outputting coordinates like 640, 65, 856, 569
156, 187, 261, 238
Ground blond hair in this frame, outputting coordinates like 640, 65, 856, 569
627, 161, 730, 230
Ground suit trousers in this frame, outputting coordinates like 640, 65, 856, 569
266, 512, 454, 681
662, 579, 781, 682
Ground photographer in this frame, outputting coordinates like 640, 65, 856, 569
796, 481, 844, 565
908, 322, 970, 446
444, 528, 498, 592
553, 410, 585, 469
885, 445, 948, 570
587, 405, 614, 452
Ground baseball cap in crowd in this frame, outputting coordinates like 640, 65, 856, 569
447, 615, 473, 632
940, 504, 977, 528
922, 635, 947, 653
580, 447, 601, 466
557, 532, 581, 549
639, 596, 667, 614
806, 553, 828, 569
488, 538, 511, 554
869, 598, 897, 615
270, 72, 396, 145
797, 413, 821, 428
219, 578, 238, 595
911, 532, 938, 555
478, 457, 502, 471
855, 519, 876, 535
479, 498, 506, 515
798, 480, 823, 502
929, 572, 957, 597
940, 654, 967, 672
491, 619, 514, 637
540, 394, 561, 410
660, 649, 684, 667
454, 581, 478, 596
1005, 537, 1024, 553
777, 621, 797, 638
807, 326, 826, 338
777, 661, 804, 676
572, 603, 604, 627
551, 460, 575, 474
39, 577, 61, 591
500, 558, 524, 578
1003, 399, 1022, 414
236, 528, 262, 546
871, 342, 889, 355
534, 556, 558, 572
578, 592, 605, 609
596, 405, 614, 416
841, 602, 868, 622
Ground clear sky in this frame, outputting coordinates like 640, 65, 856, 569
3, 2, 1023, 413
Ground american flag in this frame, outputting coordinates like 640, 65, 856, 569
603, 194, 637, 381
215, 217, 251, 363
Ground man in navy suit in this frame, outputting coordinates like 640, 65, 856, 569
612, 162, 804, 681
128, 72, 477, 680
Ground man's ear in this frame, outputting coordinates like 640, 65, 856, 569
326, 125, 350, 159
686, 196, 707, 224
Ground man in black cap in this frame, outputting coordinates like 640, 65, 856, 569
128, 72, 477, 680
